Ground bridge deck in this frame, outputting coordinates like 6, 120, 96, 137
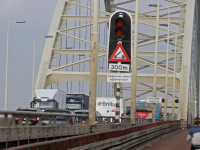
140, 129, 190, 150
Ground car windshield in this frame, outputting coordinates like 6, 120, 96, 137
66, 98, 82, 102
75, 112, 88, 115
42, 111, 70, 120
66, 104, 81, 109
33, 101, 56, 109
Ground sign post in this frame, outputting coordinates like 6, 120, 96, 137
107, 11, 132, 124
147, 97, 161, 122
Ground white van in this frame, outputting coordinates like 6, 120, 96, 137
96, 97, 126, 118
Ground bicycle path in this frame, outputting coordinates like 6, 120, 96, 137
139, 129, 191, 150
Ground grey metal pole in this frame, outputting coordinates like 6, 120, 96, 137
152, 0, 160, 123
163, 5, 170, 121
131, 0, 139, 124
115, 62, 121, 124
89, 0, 99, 125
32, 36, 40, 100
5, 21, 25, 110
32, 36, 53, 100
171, 24, 177, 121
5, 21, 14, 110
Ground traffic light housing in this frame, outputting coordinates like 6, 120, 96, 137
107, 11, 132, 71
175, 99, 179, 103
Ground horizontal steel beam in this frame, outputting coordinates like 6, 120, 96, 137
67, 1, 111, 15
62, 16, 185, 22
46, 72, 180, 89
52, 49, 182, 57
52, 49, 106, 55
112, 0, 136, 6
121, 87, 179, 92
137, 62, 181, 67
138, 4, 186, 16
165, 0, 185, 5
126, 102, 179, 108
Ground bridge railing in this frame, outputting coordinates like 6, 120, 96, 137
0, 110, 165, 149
0, 110, 163, 127
0, 110, 117, 127
6, 120, 181, 150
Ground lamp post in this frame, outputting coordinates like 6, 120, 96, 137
31, 36, 53, 100
5, 21, 26, 110
150, 4, 170, 121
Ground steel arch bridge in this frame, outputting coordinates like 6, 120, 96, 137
34, 0, 198, 122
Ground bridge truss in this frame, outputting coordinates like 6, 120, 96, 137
35, 0, 197, 121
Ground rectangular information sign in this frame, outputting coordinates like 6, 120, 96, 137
146, 97, 162, 103
107, 74, 131, 83
109, 63, 130, 72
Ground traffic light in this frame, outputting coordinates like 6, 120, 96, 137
162, 99, 165, 103
175, 99, 179, 103
108, 11, 132, 71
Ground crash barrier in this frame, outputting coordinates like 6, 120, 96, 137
6, 121, 181, 150
0, 110, 130, 148
0, 110, 164, 149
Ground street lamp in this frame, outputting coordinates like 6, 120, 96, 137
5, 21, 26, 110
150, 4, 170, 121
31, 36, 53, 100
160, 23, 177, 121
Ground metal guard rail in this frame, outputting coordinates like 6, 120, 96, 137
0, 110, 163, 127
0, 110, 164, 149
6, 121, 181, 150
0, 110, 128, 127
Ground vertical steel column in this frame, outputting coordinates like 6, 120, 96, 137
164, 6, 170, 121
152, 0, 160, 123
171, 25, 177, 121
89, 0, 99, 125
131, 0, 139, 124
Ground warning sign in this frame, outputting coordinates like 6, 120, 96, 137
108, 43, 130, 62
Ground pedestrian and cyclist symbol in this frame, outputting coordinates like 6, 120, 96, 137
108, 43, 130, 62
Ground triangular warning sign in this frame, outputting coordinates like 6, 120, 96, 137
109, 43, 130, 62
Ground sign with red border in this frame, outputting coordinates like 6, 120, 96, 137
108, 43, 130, 62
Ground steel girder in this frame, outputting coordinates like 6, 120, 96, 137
34, 0, 195, 122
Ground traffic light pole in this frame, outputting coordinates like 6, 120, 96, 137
89, 0, 99, 126
115, 62, 121, 124
131, 0, 139, 124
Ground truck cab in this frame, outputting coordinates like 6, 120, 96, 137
30, 98, 58, 110
30, 89, 66, 110
66, 94, 89, 111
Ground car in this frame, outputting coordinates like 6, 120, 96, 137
14, 108, 41, 126
74, 110, 101, 125
41, 109, 73, 125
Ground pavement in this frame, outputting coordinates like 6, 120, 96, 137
139, 129, 191, 150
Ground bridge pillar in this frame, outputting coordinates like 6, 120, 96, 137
177, 0, 195, 121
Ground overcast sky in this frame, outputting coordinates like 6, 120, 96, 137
0, 0, 183, 111
0, 0, 57, 110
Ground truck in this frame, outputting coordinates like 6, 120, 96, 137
30, 89, 66, 110
66, 94, 89, 111
96, 97, 126, 117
